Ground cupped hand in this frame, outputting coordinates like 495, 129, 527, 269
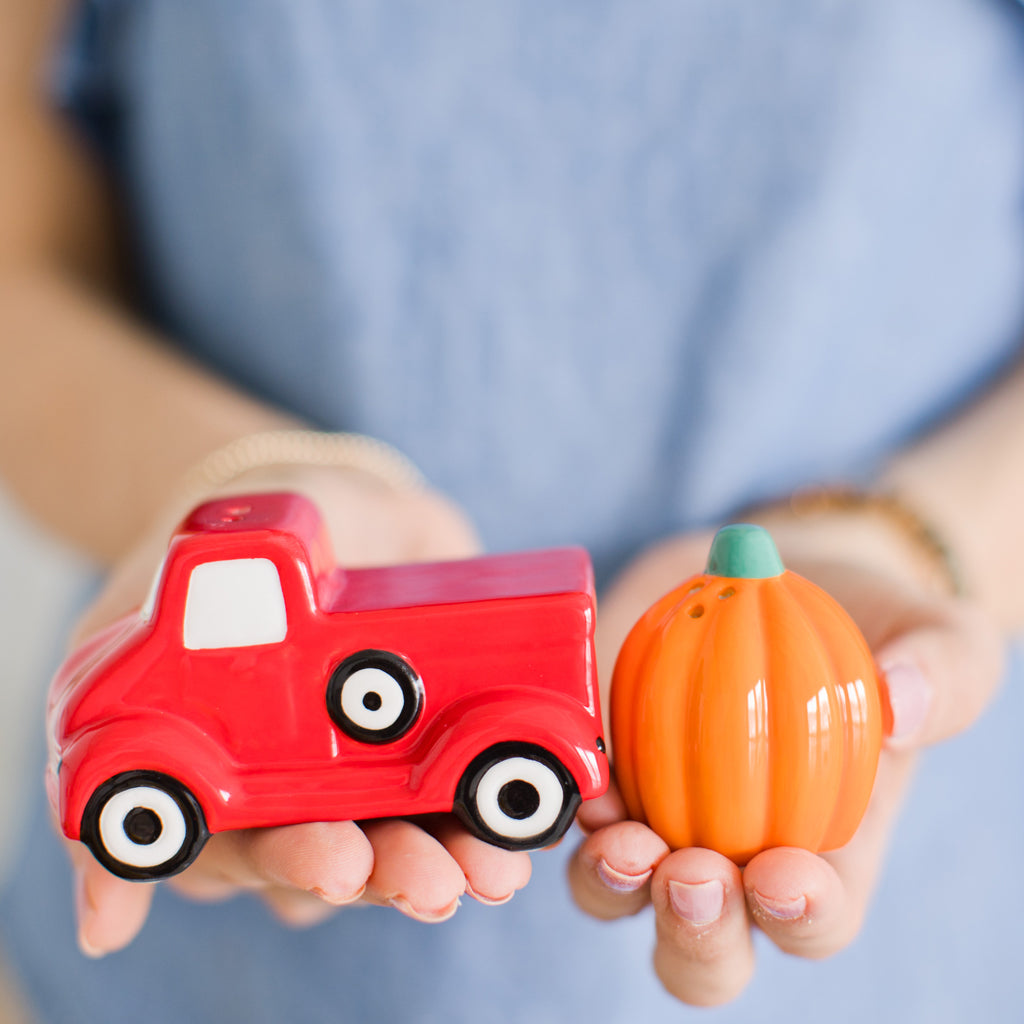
568, 512, 1005, 1007
65, 464, 532, 957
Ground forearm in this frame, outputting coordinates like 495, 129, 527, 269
880, 352, 1024, 632
0, 268, 299, 563
0, 1, 302, 563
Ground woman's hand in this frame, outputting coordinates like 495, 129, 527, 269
65, 465, 533, 957
568, 508, 1005, 1007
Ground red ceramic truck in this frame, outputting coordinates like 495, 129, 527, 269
47, 493, 608, 880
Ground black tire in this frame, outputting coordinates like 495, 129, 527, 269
454, 743, 580, 851
80, 771, 208, 881
327, 650, 423, 744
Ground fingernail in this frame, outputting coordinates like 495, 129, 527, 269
74, 871, 105, 959
595, 858, 653, 894
388, 895, 461, 923
668, 879, 724, 925
78, 934, 106, 959
310, 883, 366, 906
751, 890, 806, 921
464, 882, 514, 907
882, 662, 932, 743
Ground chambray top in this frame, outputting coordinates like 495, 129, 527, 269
3, 1, 1024, 1021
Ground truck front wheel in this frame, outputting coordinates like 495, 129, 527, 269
80, 771, 208, 881
455, 743, 580, 851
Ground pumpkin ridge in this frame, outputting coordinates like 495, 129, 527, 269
680, 616, 711, 850
698, 579, 770, 862
783, 574, 882, 850
741, 580, 772, 862
777, 572, 846, 851
612, 576, 713, 838
762, 573, 845, 853
629, 626, 669, 831
758, 577, 780, 859
635, 598, 703, 846
612, 581, 695, 819
690, 602, 733, 851
803, 578, 856, 851
611, 616, 652, 824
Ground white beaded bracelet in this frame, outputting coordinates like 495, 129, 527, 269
179, 429, 427, 500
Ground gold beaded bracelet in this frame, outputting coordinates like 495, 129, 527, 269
775, 485, 963, 596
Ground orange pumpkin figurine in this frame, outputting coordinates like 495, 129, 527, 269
610, 523, 891, 864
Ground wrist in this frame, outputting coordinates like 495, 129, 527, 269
871, 355, 1024, 631
747, 486, 961, 599
745, 486, 961, 601
177, 429, 426, 504
145, 430, 434, 564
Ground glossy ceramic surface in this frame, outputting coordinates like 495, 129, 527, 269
47, 493, 607, 879
611, 525, 887, 863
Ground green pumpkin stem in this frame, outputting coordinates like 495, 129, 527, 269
705, 524, 785, 579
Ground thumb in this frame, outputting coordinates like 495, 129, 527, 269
873, 597, 1004, 751
792, 555, 1006, 752
69, 842, 155, 957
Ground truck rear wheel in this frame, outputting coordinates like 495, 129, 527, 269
455, 743, 580, 851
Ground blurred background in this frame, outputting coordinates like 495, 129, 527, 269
0, 485, 90, 1024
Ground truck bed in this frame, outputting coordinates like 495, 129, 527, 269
322, 547, 593, 615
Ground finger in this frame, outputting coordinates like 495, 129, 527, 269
593, 532, 712, 682
360, 819, 467, 922
72, 846, 156, 957
650, 848, 754, 1007
176, 821, 374, 906
568, 820, 669, 920
744, 751, 913, 959
575, 783, 630, 835
260, 887, 343, 928
874, 598, 1004, 749
403, 490, 483, 562
69, 540, 165, 647
174, 869, 344, 928
795, 559, 1005, 749
743, 848, 855, 959
426, 818, 532, 906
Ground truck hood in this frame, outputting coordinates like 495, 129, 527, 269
47, 614, 142, 718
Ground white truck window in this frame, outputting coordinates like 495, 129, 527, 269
183, 558, 288, 650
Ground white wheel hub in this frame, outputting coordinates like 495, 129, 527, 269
340, 667, 407, 732
98, 785, 188, 869
474, 757, 565, 840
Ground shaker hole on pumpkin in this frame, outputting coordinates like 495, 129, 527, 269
688, 604, 705, 619
718, 587, 736, 600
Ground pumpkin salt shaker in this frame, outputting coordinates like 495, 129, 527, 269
610, 523, 891, 864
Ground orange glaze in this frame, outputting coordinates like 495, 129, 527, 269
610, 525, 888, 864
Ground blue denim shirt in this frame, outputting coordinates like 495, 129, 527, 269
6, 1, 1024, 1020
